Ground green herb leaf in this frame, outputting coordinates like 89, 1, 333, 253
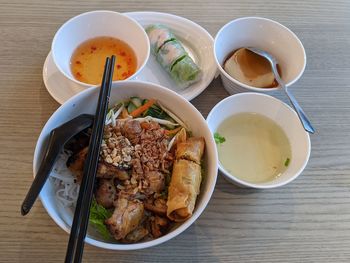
89, 218, 112, 240
89, 199, 113, 239
214, 132, 226, 144
284, 158, 290, 167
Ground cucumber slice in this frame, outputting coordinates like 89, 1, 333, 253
142, 106, 169, 119
127, 103, 137, 113
130, 97, 142, 108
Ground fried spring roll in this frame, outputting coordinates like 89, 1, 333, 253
176, 137, 205, 164
166, 159, 202, 222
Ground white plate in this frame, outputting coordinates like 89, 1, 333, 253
43, 11, 217, 104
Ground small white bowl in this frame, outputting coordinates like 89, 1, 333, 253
52, 10, 150, 88
207, 92, 310, 189
214, 17, 306, 94
34, 80, 218, 250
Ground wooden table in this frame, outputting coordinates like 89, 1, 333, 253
1, 0, 350, 262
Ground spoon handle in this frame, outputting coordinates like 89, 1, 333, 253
21, 129, 61, 215
272, 67, 315, 133
284, 88, 315, 133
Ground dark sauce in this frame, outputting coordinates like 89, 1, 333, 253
223, 48, 282, 88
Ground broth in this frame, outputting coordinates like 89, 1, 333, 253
70, 37, 137, 85
216, 113, 291, 184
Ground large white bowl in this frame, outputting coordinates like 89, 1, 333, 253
207, 92, 310, 189
34, 80, 218, 250
214, 17, 306, 94
52, 10, 150, 88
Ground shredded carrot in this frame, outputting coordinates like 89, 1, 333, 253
120, 108, 129, 119
164, 126, 181, 136
130, 99, 156, 117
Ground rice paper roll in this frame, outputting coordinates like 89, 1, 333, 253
146, 24, 176, 54
176, 137, 205, 164
156, 40, 187, 72
170, 55, 202, 88
167, 159, 202, 222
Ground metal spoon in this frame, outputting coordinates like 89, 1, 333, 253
246, 47, 315, 134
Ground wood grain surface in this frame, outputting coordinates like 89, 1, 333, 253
1, 0, 350, 262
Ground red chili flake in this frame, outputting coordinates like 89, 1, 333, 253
76, 72, 82, 77
120, 51, 126, 56
122, 72, 127, 77
91, 46, 97, 51
117, 65, 122, 69
81, 52, 85, 55
75, 61, 81, 65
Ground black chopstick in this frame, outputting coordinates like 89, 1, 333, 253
65, 55, 115, 263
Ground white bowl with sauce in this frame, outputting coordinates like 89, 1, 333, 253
207, 92, 310, 189
52, 10, 150, 88
213, 17, 306, 94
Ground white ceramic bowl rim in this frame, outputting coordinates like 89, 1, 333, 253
34, 80, 218, 250
51, 10, 150, 88
207, 92, 311, 189
213, 16, 307, 92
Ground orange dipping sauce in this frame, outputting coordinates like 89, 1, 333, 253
70, 37, 137, 85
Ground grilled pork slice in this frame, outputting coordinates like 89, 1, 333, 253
121, 225, 149, 243
123, 120, 142, 144
97, 162, 130, 180
146, 171, 165, 194
151, 216, 170, 238
95, 179, 116, 209
105, 198, 144, 240
67, 146, 129, 182
144, 198, 167, 216
67, 147, 88, 183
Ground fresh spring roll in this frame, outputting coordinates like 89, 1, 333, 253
156, 40, 187, 72
146, 24, 202, 88
166, 159, 202, 222
176, 137, 205, 164
170, 55, 202, 88
146, 24, 176, 54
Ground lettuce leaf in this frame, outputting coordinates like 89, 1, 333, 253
89, 199, 113, 240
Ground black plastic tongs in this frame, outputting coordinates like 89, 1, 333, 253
21, 114, 94, 216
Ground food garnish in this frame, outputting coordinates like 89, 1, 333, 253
89, 199, 113, 240
214, 132, 226, 144
284, 158, 290, 167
